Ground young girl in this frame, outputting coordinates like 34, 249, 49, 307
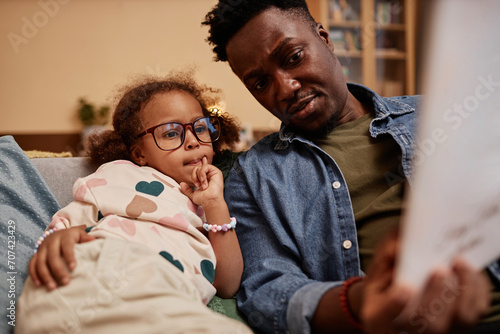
16, 73, 253, 334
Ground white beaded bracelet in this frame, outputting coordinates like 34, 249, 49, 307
203, 217, 237, 233
33, 227, 58, 254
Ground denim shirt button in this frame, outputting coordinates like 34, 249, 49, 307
332, 181, 341, 189
342, 240, 352, 249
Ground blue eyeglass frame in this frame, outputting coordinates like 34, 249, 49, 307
136, 116, 220, 151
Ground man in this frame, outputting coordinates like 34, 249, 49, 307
202, 1, 499, 333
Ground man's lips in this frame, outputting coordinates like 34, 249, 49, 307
285, 95, 316, 119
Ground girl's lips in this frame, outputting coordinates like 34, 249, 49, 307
185, 158, 202, 166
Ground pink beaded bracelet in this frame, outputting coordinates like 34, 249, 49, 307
33, 227, 58, 254
203, 217, 237, 233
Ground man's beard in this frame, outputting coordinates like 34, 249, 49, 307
287, 111, 340, 140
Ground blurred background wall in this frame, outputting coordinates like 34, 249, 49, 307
0, 0, 278, 153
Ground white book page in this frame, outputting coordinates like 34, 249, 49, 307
395, 0, 500, 291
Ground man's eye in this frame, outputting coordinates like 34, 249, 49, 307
253, 78, 269, 91
287, 51, 302, 65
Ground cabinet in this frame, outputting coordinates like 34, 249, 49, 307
306, 0, 417, 96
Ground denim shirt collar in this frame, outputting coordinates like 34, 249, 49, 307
276, 83, 416, 151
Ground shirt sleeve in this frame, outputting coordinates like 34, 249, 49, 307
286, 281, 340, 334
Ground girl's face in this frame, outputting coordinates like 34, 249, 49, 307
132, 90, 215, 186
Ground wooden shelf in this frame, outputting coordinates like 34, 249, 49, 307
376, 49, 406, 59
336, 50, 363, 58
307, 0, 417, 96
376, 23, 406, 31
329, 20, 362, 28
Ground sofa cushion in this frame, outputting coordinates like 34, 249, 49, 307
31, 157, 99, 208
0, 136, 61, 334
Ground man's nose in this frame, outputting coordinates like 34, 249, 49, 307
276, 73, 301, 102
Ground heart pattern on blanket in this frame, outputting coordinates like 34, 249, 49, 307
47, 214, 69, 229
107, 217, 136, 236
135, 181, 164, 197
159, 251, 184, 272
200, 259, 215, 283
87, 178, 108, 188
187, 199, 204, 217
158, 214, 189, 232
152, 174, 175, 188
125, 195, 158, 218
74, 178, 107, 202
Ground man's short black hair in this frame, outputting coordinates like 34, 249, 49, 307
202, 0, 316, 62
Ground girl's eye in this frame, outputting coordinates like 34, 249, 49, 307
194, 124, 208, 134
162, 130, 181, 139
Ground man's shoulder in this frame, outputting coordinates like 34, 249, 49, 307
247, 131, 281, 154
383, 94, 422, 111
348, 82, 422, 114
231, 132, 287, 170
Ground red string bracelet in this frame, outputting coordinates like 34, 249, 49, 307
339, 276, 365, 331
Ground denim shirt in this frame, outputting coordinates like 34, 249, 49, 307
225, 84, 500, 334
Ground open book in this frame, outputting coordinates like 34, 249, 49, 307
395, 0, 500, 291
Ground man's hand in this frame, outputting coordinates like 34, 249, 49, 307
361, 229, 413, 333
29, 226, 95, 291
361, 230, 491, 334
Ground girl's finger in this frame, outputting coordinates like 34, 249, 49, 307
179, 182, 194, 198
35, 244, 57, 291
28, 254, 41, 287
197, 164, 209, 190
191, 167, 201, 188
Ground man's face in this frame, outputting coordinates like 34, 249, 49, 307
226, 7, 349, 135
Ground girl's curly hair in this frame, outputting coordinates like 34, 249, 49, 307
86, 71, 240, 165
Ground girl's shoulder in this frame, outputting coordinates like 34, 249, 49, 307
93, 160, 179, 187
97, 159, 137, 170
77, 160, 142, 182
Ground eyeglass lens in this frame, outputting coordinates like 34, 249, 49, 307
153, 117, 219, 151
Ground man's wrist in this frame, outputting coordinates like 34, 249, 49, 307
342, 276, 365, 330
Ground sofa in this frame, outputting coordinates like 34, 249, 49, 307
0, 135, 248, 333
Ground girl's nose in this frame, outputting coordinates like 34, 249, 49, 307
184, 126, 200, 150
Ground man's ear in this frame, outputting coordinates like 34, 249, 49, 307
130, 144, 147, 166
316, 22, 335, 52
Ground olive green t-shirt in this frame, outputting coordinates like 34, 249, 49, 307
314, 112, 403, 271
315, 111, 500, 323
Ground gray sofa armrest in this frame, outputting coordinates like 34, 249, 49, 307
31, 157, 99, 207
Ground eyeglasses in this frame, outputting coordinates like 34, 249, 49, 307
136, 116, 220, 151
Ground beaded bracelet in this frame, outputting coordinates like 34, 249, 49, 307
339, 276, 365, 331
33, 227, 58, 254
203, 217, 237, 233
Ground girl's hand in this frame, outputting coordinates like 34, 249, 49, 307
179, 157, 224, 208
29, 225, 95, 291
